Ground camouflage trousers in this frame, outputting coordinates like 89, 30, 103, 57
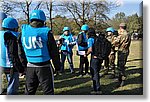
116, 51, 129, 80
104, 52, 116, 73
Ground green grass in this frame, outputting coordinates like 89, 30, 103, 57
2, 40, 143, 95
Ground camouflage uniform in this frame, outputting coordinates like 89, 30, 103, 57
113, 26, 131, 84
104, 35, 117, 75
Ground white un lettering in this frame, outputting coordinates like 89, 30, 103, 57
23, 36, 43, 49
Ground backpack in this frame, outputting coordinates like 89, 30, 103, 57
93, 34, 111, 60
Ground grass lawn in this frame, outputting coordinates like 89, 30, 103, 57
2, 40, 143, 95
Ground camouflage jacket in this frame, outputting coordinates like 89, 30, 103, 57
112, 29, 131, 53
106, 35, 116, 54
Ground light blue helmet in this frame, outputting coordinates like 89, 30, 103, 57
106, 27, 115, 33
2, 17, 18, 29
0, 12, 7, 20
63, 27, 70, 31
81, 24, 89, 31
30, 10, 46, 22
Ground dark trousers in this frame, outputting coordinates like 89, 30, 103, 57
25, 63, 54, 95
104, 56, 109, 68
90, 58, 103, 91
117, 51, 129, 78
79, 55, 89, 75
60, 51, 74, 73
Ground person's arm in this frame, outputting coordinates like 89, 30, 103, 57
47, 31, 61, 72
77, 34, 87, 47
4, 32, 24, 73
18, 33, 27, 69
112, 35, 121, 47
84, 38, 93, 57
84, 47, 92, 57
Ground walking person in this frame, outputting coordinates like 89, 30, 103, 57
77, 24, 90, 76
58, 27, 76, 74
18, 10, 60, 95
0, 16, 24, 95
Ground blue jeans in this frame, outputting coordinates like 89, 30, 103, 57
6, 72, 19, 95
60, 51, 74, 73
90, 57, 103, 91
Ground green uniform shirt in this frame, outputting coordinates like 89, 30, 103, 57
113, 29, 131, 53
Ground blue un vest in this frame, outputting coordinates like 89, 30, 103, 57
21, 24, 51, 63
77, 32, 88, 51
60, 34, 74, 53
0, 30, 19, 68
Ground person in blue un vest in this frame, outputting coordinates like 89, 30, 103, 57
84, 28, 102, 94
0, 12, 7, 94
18, 10, 60, 95
58, 27, 76, 74
77, 24, 90, 76
0, 15, 24, 95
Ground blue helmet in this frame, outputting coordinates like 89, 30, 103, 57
106, 27, 115, 33
2, 17, 18, 29
30, 10, 46, 22
0, 12, 7, 20
63, 27, 70, 31
81, 24, 89, 31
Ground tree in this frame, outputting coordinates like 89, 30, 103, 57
115, 12, 126, 19
127, 13, 141, 33
108, 12, 142, 34
108, 12, 127, 30
0, 0, 15, 15
43, 0, 53, 29
57, 0, 91, 28
57, 0, 117, 30
1, 0, 43, 24
18, 0, 32, 24
90, 0, 116, 30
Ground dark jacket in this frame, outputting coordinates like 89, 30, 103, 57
77, 33, 88, 47
4, 31, 24, 73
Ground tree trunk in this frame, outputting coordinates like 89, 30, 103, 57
49, 0, 53, 29
26, 1, 30, 24
94, 12, 97, 27
27, 6, 30, 24
82, 0, 85, 25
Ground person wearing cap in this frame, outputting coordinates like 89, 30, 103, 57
112, 23, 131, 87
77, 24, 90, 77
18, 10, 60, 95
104, 27, 117, 77
0, 16, 24, 95
58, 27, 76, 74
